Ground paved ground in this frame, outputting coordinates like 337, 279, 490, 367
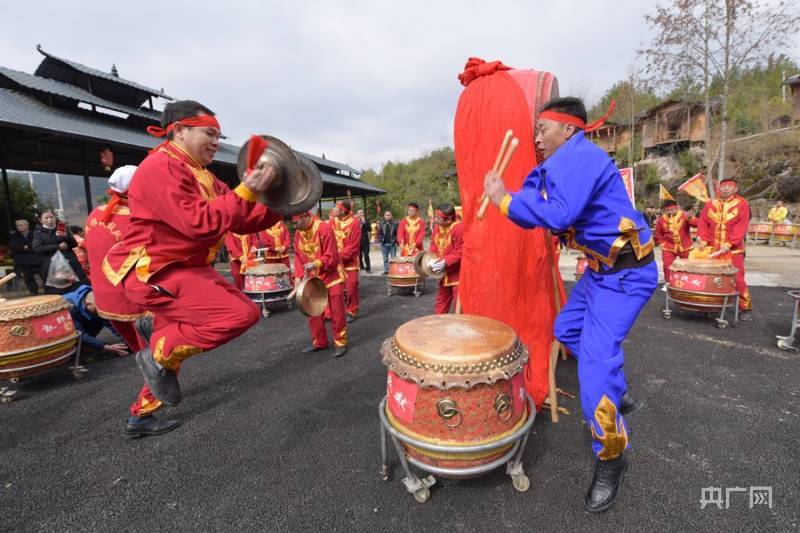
2, 273, 798, 532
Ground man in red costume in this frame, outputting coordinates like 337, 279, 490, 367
332, 199, 361, 322
293, 211, 348, 357
429, 203, 463, 314
256, 219, 291, 267
224, 232, 255, 290
696, 178, 753, 320
654, 199, 694, 288
86, 165, 178, 437
397, 202, 425, 257
103, 100, 280, 411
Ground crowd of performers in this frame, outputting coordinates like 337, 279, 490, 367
74, 94, 758, 514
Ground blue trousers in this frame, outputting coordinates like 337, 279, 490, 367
554, 262, 657, 459
380, 243, 397, 272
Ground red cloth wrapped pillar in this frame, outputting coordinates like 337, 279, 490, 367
454, 58, 561, 409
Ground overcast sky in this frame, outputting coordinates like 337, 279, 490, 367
2, 1, 798, 171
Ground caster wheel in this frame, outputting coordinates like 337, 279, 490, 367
10, 377, 20, 384
413, 487, 430, 503
72, 371, 86, 379
717, 321, 728, 329
512, 474, 531, 492
261, 309, 270, 318
1, 396, 12, 404
662, 311, 671, 319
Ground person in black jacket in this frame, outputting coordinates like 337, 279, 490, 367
10, 219, 42, 295
32, 211, 88, 294
357, 208, 371, 272
376, 210, 398, 274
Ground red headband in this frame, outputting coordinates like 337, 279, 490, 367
539, 100, 616, 133
146, 115, 221, 138
336, 201, 351, 214
435, 209, 454, 220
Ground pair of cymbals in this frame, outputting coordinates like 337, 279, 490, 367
413, 251, 445, 280
237, 135, 323, 216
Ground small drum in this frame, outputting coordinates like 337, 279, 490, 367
668, 258, 737, 313
772, 223, 799, 243
388, 257, 423, 288
748, 222, 772, 242
243, 264, 292, 294
574, 256, 589, 281
382, 314, 529, 474
0, 295, 79, 380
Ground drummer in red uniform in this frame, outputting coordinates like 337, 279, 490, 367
654, 200, 694, 291
332, 199, 361, 322
293, 210, 348, 357
696, 178, 753, 321
397, 202, 425, 257
256, 219, 291, 267
224, 232, 255, 290
85, 165, 178, 437
102, 100, 280, 411
428, 203, 463, 314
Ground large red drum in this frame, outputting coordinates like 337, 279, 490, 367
668, 258, 738, 313
382, 314, 529, 475
387, 257, 423, 288
747, 222, 772, 242
0, 295, 79, 380
243, 263, 292, 294
772, 223, 799, 243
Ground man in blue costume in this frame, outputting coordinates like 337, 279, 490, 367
483, 97, 657, 513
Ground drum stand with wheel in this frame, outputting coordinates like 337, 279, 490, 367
777, 290, 800, 351
663, 290, 739, 329
386, 278, 426, 298
378, 394, 536, 503
1, 337, 84, 404
245, 290, 292, 318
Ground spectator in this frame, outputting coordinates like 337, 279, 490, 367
376, 210, 398, 274
357, 208, 371, 273
69, 224, 90, 276
9, 219, 42, 295
63, 285, 129, 357
32, 211, 89, 294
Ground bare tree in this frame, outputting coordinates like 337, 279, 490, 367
640, 0, 799, 197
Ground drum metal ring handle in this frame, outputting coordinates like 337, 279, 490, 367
436, 398, 463, 428
494, 393, 512, 420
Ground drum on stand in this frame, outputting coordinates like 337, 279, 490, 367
387, 257, 425, 297
0, 295, 83, 402
243, 264, 293, 317
379, 314, 535, 502
747, 222, 772, 244
770, 223, 799, 247
663, 258, 739, 328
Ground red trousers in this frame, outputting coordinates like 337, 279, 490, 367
230, 260, 244, 290
123, 265, 260, 371
661, 250, 688, 284
345, 269, 359, 317
109, 319, 164, 418
435, 283, 459, 314
730, 254, 752, 311
309, 282, 347, 347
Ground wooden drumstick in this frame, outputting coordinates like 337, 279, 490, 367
475, 130, 513, 217
0, 272, 16, 287
477, 137, 519, 220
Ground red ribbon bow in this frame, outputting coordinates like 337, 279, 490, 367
458, 57, 512, 87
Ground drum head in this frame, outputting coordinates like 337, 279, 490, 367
0, 295, 69, 321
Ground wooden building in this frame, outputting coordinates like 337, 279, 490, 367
587, 121, 633, 156
638, 99, 716, 156
784, 74, 800, 125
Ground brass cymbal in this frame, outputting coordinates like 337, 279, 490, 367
413, 251, 444, 280
295, 276, 328, 317
237, 135, 322, 216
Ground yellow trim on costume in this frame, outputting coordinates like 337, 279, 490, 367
564, 217, 654, 272
102, 246, 145, 286
591, 395, 628, 460
234, 183, 258, 203
499, 193, 512, 217
97, 309, 148, 322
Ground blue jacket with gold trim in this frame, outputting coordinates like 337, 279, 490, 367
502, 131, 653, 271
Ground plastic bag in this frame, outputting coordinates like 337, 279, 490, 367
46, 251, 78, 288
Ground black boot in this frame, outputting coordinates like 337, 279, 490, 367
332, 345, 347, 357
134, 347, 181, 406
134, 316, 154, 348
124, 415, 180, 438
620, 392, 643, 416
585, 454, 628, 513
302, 345, 327, 354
